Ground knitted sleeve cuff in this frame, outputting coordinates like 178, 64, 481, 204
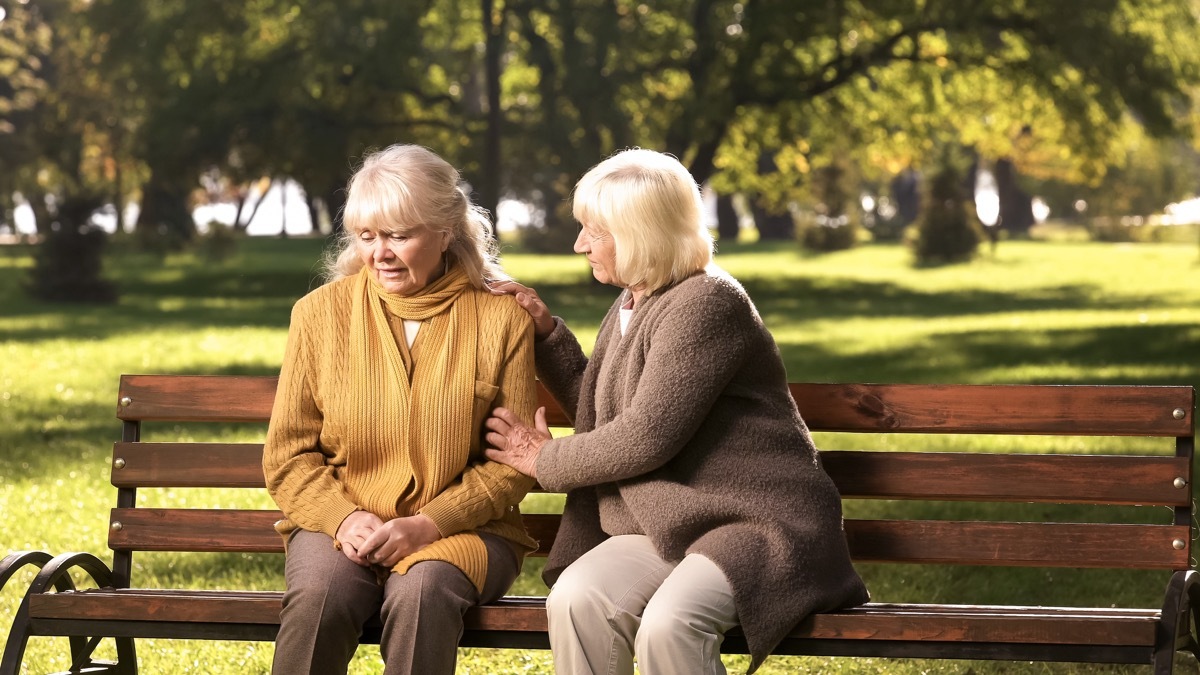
321, 500, 362, 541
419, 496, 472, 538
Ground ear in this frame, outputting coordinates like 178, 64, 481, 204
440, 230, 452, 252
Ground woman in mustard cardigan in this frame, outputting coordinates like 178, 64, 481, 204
263, 144, 537, 674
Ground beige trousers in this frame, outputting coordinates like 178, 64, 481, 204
271, 529, 520, 675
547, 534, 739, 675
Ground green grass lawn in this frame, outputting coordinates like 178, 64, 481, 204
2, 236, 1199, 674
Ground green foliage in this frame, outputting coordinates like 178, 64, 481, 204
911, 156, 984, 266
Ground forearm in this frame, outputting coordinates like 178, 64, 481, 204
534, 317, 589, 420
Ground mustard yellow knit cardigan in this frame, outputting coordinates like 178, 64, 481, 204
263, 272, 537, 590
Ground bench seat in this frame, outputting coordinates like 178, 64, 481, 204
26, 590, 1169, 660
3, 375, 1198, 674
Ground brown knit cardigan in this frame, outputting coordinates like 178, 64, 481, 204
534, 267, 869, 672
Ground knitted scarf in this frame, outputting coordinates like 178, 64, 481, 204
350, 264, 490, 591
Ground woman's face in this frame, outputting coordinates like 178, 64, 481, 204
574, 223, 620, 287
354, 224, 449, 295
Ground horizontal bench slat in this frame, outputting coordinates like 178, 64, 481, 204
116, 375, 574, 427
824, 452, 1191, 505
118, 376, 1193, 436
108, 509, 1187, 569
28, 592, 1158, 647
112, 443, 267, 488
792, 383, 1193, 435
108, 510, 562, 556
118, 375, 279, 423
848, 520, 1190, 569
111, 444, 1190, 507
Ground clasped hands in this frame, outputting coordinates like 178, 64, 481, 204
335, 512, 440, 568
335, 405, 552, 569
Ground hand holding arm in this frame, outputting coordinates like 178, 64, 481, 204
484, 406, 552, 479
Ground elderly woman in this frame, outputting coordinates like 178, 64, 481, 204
263, 144, 537, 674
485, 148, 869, 675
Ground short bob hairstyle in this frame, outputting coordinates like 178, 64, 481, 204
325, 144, 505, 289
572, 148, 712, 295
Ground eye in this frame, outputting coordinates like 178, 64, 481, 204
388, 233, 409, 242
358, 231, 375, 242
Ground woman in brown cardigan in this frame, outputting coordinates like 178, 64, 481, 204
263, 144, 537, 674
485, 148, 868, 675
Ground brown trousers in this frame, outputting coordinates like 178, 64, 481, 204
272, 529, 521, 675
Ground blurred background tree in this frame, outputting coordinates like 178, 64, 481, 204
2, 0, 1199, 286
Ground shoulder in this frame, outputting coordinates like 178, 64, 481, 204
290, 275, 356, 323
469, 287, 534, 331
653, 265, 757, 322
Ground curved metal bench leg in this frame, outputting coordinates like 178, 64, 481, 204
1187, 571, 1200, 662
2, 552, 137, 675
1158, 570, 1200, 675
1, 551, 54, 675
33, 553, 136, 675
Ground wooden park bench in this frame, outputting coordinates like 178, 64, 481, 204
2, 374, 1198, 674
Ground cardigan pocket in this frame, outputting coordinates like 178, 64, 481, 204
472, 380, 501, 445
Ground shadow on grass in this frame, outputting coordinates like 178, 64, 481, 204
0, 240, 326, 342
0, 399, 118, 483
780, 322, 1200, 385
741, 276, 1163, 325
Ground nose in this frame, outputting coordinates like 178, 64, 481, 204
573, 229, 588, 254
371, 238, 392, 262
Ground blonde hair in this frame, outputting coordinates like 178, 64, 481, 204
324, 144, 506, 288
572, 148, 712, 295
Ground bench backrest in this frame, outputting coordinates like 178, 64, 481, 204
110, 374, 1195, 588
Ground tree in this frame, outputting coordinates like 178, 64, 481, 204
501, 1, 1199, 245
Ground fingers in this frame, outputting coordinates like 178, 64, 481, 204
534, 406, 549, 434
489, 406, 522, 426
483, 410, 513, 434
340, 540, 369, 567
487, 280, 533, 296
484, 430, 508, 449
360, 530, 386, 559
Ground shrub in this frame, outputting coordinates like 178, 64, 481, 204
911, 161, 983, 266
799, 160, 861, 253
26, 222, 117, 303
198, 220, 241, 262
799, 213, 860, 252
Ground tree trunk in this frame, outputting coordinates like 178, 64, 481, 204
715, 193, 739, 242
137, 174, 195, 246
29, 194, 52, 236
890, 168, 921, 227
306, 194, 322, 235
325, 181, 347, 236
993, 158, 1034, 236
480, 0, 504, 242
751, 201, 794, 241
